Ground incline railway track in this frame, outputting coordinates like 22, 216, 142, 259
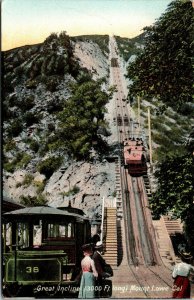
109, 36, 173, 298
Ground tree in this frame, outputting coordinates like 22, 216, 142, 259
150, 154, 194, 248
58, 78, 114, 159
127, 0, 193, 111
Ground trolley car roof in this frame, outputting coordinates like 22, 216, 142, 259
3, 206, 87, 222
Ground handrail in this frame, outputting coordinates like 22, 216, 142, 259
100, 197, 105, 242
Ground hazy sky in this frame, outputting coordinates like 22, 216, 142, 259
2, 0, 173, 51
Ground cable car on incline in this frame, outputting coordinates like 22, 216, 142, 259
124, 139, 147, 176
117, 114, 122, 126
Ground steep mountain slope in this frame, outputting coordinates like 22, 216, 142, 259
3, 33, 116, 219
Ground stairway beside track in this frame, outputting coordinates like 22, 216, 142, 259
162, 215, 183, 235
152, 216, 183, 269
103, 206, 118, 266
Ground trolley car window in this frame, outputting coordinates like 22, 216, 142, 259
33, 223, 42, 246
17, 223, 29, 249
48, 222, 74, 238
2, 223, 12, 252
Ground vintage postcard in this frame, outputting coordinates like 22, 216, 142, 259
2, 0, 194, 298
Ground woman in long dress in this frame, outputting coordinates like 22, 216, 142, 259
78, 244, 98, 298
172, 251, 194, 298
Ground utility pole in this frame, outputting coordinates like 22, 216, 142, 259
137, 96, 141, 138
137, 96, 140, 127
148, 107, 153, 165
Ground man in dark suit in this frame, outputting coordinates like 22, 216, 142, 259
92, 241, 111, 297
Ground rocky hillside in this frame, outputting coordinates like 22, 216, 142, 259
115, 33, 145, 62
3, 33, 116, 219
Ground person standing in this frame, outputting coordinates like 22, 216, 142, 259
78, 244, 98, 299
92, 241, 112, 297
172, 251, 194, 298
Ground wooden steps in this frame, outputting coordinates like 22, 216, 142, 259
103, 207, 118, 266
162, 215, 183, 235
153, 216, 182, 269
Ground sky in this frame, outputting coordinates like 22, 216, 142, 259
2, 0, 173, 51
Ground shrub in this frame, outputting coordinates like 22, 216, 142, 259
9, 94, 20, 107
4, 161, 15, 173
4, 139, 17, 152
25, 79, 37, 89
7, 119, 23, 137
111, 191, 117, 197
29, 139, 40, 152
16, 153, 32, 169
38, 142, 49, 156
60, 185, 80, 197
45, 76, 59, 92
20, 195, 47, 206
37, 156, 62, 179
5, 152, 32, 171
178, 103, 194, 117
14, 66, 23, 77
21, 95, 35, 111
4, 74, 14, 93
24, 112, 40, 126
33, 181, 46, 194
71, 185, 80, 195
22, 174, 34, 187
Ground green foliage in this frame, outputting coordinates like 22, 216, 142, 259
47, 138, 66, 152
16, 174, 34, 187
44, 75, 60, 92
111, 191, 117, 197
4, 31, 80, 99
8, 94, 35, 112
177, 103, 194, 117
23, 112, 41, 126
115, 34, 144, 61
127, 0, 193, 110
76, 72, 93, 84
29, 139, 40, 153
4, 161, 15, 173
4, 152, 32, 172
38, 139, 49, 156
16, 153, 32, 169
21, 95, 35, 111
3, 74, 14, 93
60, 185, 80, 197
58, 78, 112, 159
25, 79, 37, 89
150, 154, 194, 245
150, 154, 193, 219
20, 194, 47, 207
22, 174, 34, 187
33, 181, 46, 194
7, 118, 23, 137
4, 139, 17, 152
8, 94, 20, 107
41, 31, 79, 78
37, 156, 63, 178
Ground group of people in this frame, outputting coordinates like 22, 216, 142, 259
78, 236, 112, 298
78, 237, 194, 299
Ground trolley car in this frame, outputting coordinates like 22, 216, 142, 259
2, 206, 91, 297
124, 138, 147, 176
